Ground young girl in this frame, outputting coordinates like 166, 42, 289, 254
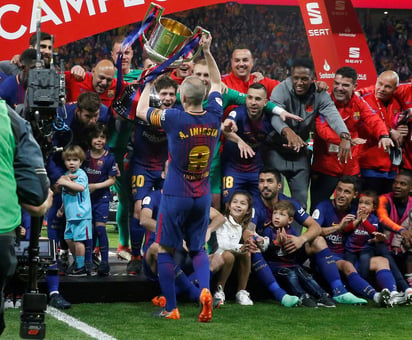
343, 190, 380, 279
212, 191, 254, 305
83, 124, 117, 276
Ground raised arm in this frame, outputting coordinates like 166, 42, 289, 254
201, 33, 221, 94
135, 83, 152, 123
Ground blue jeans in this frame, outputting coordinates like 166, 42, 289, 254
272, 265, 327, 298
344, 249, 373, 279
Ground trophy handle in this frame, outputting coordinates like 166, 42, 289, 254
185, 27, 210, 61
142, 2, 164, 45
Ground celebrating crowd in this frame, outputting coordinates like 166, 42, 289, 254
1, 4, 412, 331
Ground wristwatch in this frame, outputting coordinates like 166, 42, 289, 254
340, 132, 351, 141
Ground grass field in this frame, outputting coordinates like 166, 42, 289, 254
2, 300, 411, 339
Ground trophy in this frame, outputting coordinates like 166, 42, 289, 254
142, 3, 209, 67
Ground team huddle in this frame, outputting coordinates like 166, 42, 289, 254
0, 25, 411, 323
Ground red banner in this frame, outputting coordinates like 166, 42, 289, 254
237, 0, 412, 8
299, 0, 377, 88
0, 0, 227, 61
0, 1, 410, 61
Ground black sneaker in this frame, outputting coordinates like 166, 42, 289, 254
68, 266, 87, 277
127, 257, 142, 275
97, 262, 110, 276
317, 293, 336, 308
92, 253, 101, 269
300, 294, 318, 308
49, 293, 72, 309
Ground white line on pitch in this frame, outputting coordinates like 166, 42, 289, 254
47, 306, 117, 340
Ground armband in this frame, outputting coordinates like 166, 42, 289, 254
273, 106, 285, 115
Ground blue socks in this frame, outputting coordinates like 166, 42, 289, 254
129, 217, 145, 257
346, 272, 376, 299
314, 248, 347, 296
376, 269, 397, 292
251, 253, 286, 301
190, 249, 210, 290
158, 252, 177, 311
96, 225, 109, 263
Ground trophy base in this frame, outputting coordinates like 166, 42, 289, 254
144, 43, 184, 68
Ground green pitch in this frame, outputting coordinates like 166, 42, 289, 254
2, 301, 411, 339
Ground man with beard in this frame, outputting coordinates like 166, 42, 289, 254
311, 67, 393, 210
249, 167, 367, 304
0, 32, 52, 76
221, 83, 271, 203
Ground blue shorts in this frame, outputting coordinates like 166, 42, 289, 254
156, 194, 211, 251
64, 219, 92, 241
91, 196, 110, 223
221, 167, 259, 203
131, 167, 164, 201
330, 252, 344, 262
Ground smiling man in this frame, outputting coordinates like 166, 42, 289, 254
311, 66, 393, 210
357, 71, 407, 195
267, 58, 351, 210
222, 48, 279, 99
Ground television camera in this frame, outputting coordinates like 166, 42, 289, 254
18, 29, 69, 340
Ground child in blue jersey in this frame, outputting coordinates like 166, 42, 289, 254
57, 145, 92, 276
343, 190, 381, 279
264, 200, 335, 308
83, 124, 117, 276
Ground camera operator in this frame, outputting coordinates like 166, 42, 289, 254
0, 49, 37, 108
0, 101, 52, 336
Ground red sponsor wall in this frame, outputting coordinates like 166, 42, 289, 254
299, 0, 377, 87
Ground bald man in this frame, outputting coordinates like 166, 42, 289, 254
65, 59, 119, 106
357, 71, 405, 194
222, 48, 279, 99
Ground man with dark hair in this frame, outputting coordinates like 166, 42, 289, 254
266, 58, 351, 209
312, 175, 410, 305
221, 83, 271, 203
0, 32, 53, 76
249, 168, 367, 305
128, 75, 177, 274
377, 170, 412, 294
0, 48, 37, 108
311, 66, 393, 210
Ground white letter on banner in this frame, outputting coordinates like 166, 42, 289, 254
98, 0, 110, 13
60, 0, 96, 22
30, 0, 63, 33
123, 0, 145, 7
0, 4, 27, 39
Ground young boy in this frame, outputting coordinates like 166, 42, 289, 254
262, 200, 336, 308
83, 124, 117, 276
57, 145, 92, 276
